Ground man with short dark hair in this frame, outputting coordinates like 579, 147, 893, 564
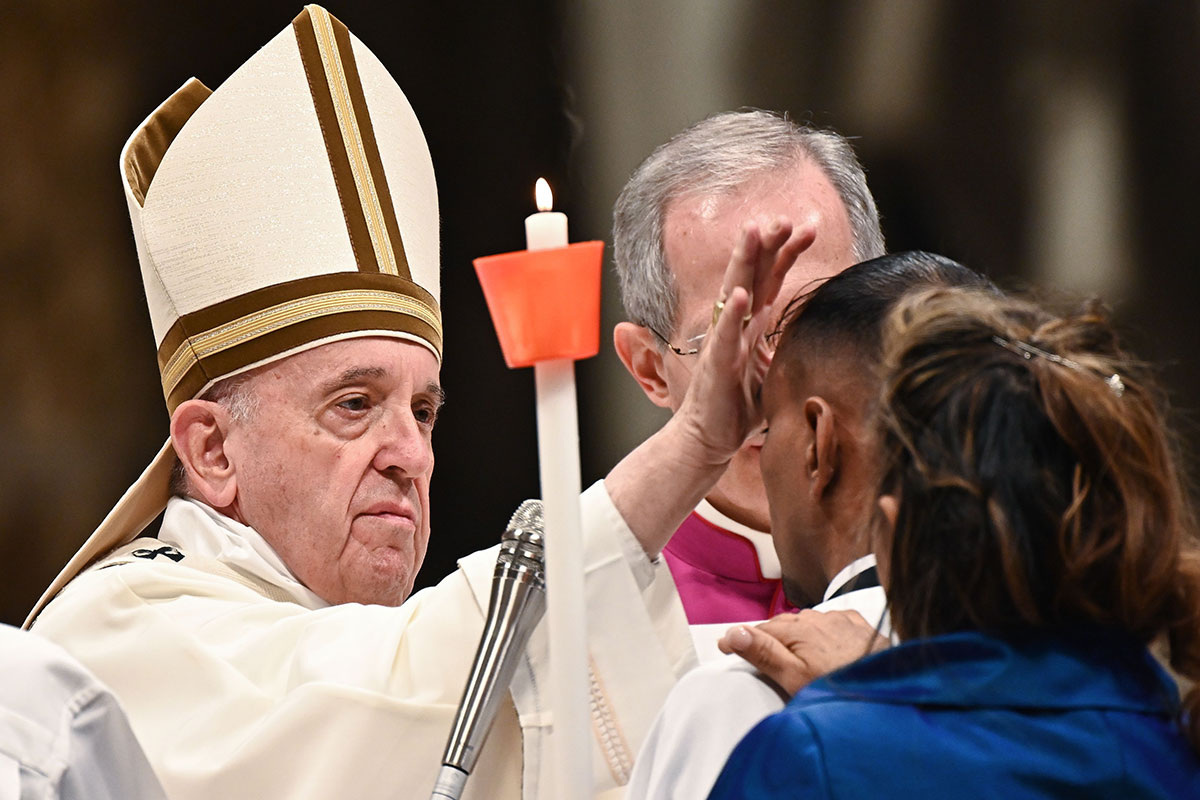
627, 252, 995, 800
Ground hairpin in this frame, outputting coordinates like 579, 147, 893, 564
991, 335, 1124, 397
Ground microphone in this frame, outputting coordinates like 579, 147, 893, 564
431, 500, 547, 800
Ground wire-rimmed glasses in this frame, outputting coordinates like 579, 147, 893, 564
644, 274, 838, 357
646, 326, 707, 356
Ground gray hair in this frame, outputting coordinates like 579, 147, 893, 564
612, 110, 886, 338
168, 372, 260, 497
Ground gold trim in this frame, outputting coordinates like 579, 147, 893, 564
161, 290, 440, 397
588, 657, 634, 785
124, 79, 213, 207
309, 7, 399, 276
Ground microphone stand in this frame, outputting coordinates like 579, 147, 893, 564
431, 503, 546, 799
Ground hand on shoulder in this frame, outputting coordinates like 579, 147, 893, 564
719, 608, 889, 695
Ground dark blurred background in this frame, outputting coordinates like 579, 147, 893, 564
2, 0, 1197, 625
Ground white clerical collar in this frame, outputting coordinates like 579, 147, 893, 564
823, 553, 878, 603
693, 499, 782, 580
158, 497, 329, 610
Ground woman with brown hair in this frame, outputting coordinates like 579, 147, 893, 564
709, 288, 1200, 798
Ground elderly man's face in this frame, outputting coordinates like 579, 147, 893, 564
659, 159, 856, 531
224, 337, 442, 606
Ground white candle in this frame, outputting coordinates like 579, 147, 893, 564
524, 177, 591, 796
533, 363, 590, 797
525, 177, 568, 250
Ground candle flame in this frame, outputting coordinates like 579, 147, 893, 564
535, 177, 554, 212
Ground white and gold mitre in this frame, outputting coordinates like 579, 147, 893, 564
28, 4, 440, 624
129, 4, 441, 412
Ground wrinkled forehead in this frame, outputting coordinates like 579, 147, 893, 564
250, 335, 441, 394
663, 162, 857, 335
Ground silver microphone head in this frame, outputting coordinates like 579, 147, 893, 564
499, 499, 545, 589
505, 499, 544, 537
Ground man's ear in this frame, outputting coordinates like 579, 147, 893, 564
170, 399, 238, 508
613, 322, 672, 408
803, 396, 839, 497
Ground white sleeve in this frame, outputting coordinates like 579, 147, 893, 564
0, 625, 165, 800
58, 684, 168, 800
479, 480, 695, 796
626, 656, 786, 800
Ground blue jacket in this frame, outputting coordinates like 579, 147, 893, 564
708, 631, 1200, 799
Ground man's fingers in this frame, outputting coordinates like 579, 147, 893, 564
749, 218, 794, 312
755, 217, 792, 261
756, 611, 812, 644
719, 216, 810, 320
718, 623, 815, 696
710, 286, 750, 345
754, 222, 816, 315
759, 609, 873, 645
719, 222, 762, 304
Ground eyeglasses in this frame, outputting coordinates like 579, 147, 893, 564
646, 274, 837, 357
647, 321, 793, 357
646, 325, 706, 356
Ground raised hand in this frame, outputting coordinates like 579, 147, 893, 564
604, 216, 814, 559
674, 218, 815, 468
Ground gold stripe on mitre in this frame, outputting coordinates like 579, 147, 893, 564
292, 5, 410, 279
157, 272, 442, 413
123, 78, 213, 207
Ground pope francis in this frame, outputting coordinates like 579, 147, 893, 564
25, 5, 813, 799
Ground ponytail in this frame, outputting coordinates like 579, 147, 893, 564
878, 288, 1200, 754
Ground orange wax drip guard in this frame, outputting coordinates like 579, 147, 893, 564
473, 241, 604, 368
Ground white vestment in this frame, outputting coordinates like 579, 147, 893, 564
32, 484, 694, 800
0, 623, 166, 800
626, 556, 888, 800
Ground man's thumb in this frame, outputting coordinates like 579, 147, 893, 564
718, 625, 807, 696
